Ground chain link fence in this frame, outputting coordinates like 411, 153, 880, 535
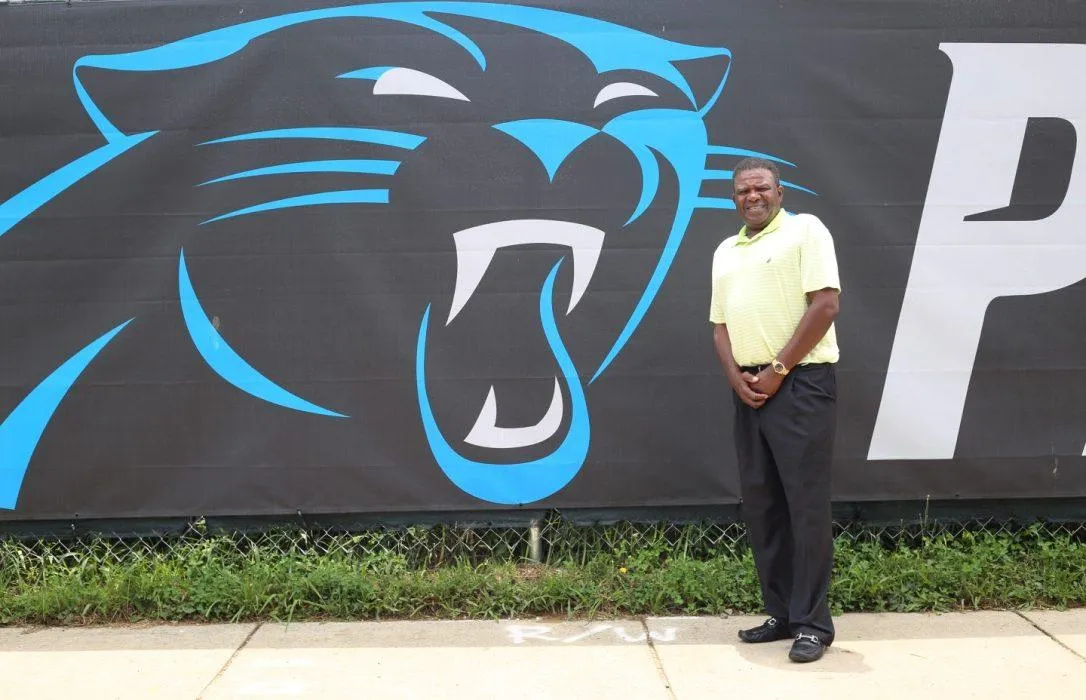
3, 509, 1085, 572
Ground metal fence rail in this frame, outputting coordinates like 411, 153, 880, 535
3, 513, 1085, 572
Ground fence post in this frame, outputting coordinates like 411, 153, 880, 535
528, 518, 543, 563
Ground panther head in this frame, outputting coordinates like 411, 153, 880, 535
0, 3, 806, 509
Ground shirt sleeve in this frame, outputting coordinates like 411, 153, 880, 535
709, 249, 727, 324
709, 274, 727, 324
800, 216, 841, 294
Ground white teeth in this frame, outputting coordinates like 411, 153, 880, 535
464, 378, 564, 449
447, 219, 605, 325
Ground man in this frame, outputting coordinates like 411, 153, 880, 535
709, 157, 841, 663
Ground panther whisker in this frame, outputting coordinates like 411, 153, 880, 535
702, 169, 734, 181
199, 159, 400, 186
200, 189, 389, 224
199, 127, 425, 150
701, 169, 818, 195
693, 197, 736, 210
781, 180, 818, 195
706, 145, 795, 167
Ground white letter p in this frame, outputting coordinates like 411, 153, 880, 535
870, 43, 1086, 460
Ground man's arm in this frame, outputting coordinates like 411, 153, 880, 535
753, 288, 840, 398
779, 288, 840, 369
713, 323, 768, 409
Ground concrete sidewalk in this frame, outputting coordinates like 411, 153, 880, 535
2, 611, 1084, 699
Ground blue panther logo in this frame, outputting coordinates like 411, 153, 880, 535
0, 2, 811, 508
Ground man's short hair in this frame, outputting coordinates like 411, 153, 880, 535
732, 157, 781, 187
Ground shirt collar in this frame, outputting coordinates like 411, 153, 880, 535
736, 209, 788, 245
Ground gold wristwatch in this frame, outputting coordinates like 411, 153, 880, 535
771, 359, 790, 376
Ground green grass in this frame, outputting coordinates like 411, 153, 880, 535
1, 525, 1083, 625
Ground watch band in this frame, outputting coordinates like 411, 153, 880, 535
771, 359, 790, 376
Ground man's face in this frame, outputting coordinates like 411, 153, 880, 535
732, 168, 783, 232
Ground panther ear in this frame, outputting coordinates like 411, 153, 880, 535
74, 60, 242, 141
73, 50, 367, 142
673, 52, 732, 114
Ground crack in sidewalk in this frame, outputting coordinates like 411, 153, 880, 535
197, 621, 264, 699
1014, 611, 1086, 664
640, 618, 678, 700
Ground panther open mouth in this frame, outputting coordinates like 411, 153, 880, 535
415, 224, 592, 505
416, 218, 601, 486
446, 219, 603, 450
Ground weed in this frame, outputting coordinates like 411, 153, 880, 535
1, 525, 1083, 624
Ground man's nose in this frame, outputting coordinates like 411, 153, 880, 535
493, 119, 599, 182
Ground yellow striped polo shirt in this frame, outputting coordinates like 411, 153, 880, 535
709, 209, 841, 367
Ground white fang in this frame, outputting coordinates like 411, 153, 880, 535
448, 219, 605, 325
465, 378, 564, 449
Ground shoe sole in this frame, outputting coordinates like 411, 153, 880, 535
788, 646, 826, 662
738, 633, 792, 643
789, 653, 824, 663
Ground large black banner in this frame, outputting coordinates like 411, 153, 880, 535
2, 0, 1085, 521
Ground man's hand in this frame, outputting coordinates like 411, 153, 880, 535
714, 324, 771, 409
753, 367, 785, 400
730, 371, 768, 409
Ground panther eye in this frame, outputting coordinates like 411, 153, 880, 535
593, 82, 658, 108
339, 66, 470, 102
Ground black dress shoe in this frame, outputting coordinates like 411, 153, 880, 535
788, 633, 827, 662
738, 617, 791, 643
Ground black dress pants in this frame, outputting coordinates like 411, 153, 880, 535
733, 363, 837, 643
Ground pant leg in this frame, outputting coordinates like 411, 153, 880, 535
759, 364, 837, 643
733, 392, 793, 622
